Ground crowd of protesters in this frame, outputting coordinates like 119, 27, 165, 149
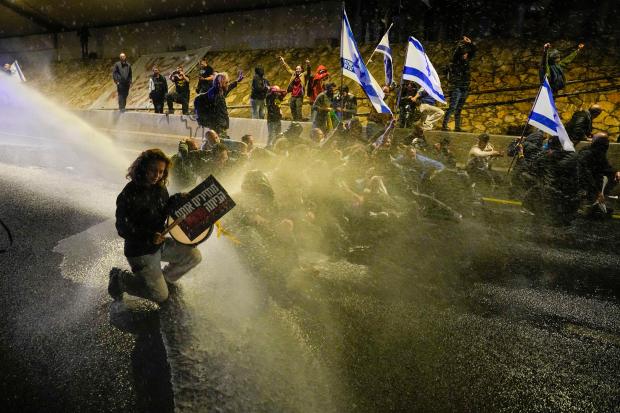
107, 38, 618, 227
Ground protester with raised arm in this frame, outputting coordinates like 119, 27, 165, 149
442, 36, 476, 132
279, 56, 310, 121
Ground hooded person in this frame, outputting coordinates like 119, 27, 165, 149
540, 42, 584, 94
308, 64, 330, 103
524, 136, 580, 225
577, 133, 619, 205
565, 104, 603, 144
250, 66, 269, 119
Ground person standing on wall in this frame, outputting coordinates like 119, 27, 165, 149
279, 56, 310, 121
112, 52, 132, 112
196, 58, 215, 94
148, 66, 168, 114
441, 36, 476, 132
194, 71, 244, 137
250, 66, 269, 119
166, 65, 190, 115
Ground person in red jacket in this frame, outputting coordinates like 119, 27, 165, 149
308, 64, 330, 104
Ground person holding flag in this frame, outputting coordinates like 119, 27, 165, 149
340, 7, 392, 122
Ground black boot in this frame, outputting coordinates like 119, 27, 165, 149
108, 267, 124, 301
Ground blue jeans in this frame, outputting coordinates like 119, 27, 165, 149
442, 87, 468, 130
250, 98, 266, 119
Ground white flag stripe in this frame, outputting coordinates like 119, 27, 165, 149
9, 60, 26, 82
341, 9, 392, 115
402, 37, 445, 103
528, 77, 574, 152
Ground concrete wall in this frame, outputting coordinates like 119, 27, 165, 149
0, 1, 339, 61
75, 110, 620, 170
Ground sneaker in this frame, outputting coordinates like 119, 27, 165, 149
108, 267, 124, 301
441, 125, 449, 131
454, 127, 462, 132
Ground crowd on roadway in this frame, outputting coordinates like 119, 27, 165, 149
105, 36, 619, 227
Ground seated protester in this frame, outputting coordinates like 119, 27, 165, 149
266, 85, 287, 147
565, 104, 602, 144
509, 130, 544, 196
166, 65, 190, 115
433, 137, 457, 169
393, 146, 445, 183
412, 87, 444, 131
109, 149, 202, 304
196, 58, 215, 94
194, 71, 244, 137
148, 66, 168, 114
170, 139, 201, 190
283, 122, 304, 141
333, 85, 357, 121
200, 129, 221, 151
311, 82, 336, 133
524, 136, 580, 225
309, 128, 324, 146
241, 134, 255, 153
577, 133, 619, 214
466, 133, 503, 186
366, 111, 392, 142
193, 142, 230, 180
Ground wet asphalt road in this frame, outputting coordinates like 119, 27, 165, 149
1, 134, 619, 412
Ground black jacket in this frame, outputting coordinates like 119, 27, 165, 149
577, 142, 615, 200
149, 74, 168, 98
251, 76, 269, 100
112, 61, 132, 87
447, 41, 476, 90
115, 181, 181, 257
194, 81, 238, 133
565, 110, 592, 142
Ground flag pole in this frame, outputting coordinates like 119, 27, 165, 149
395, 39, 408, 116
339, 2, 346, 126
506, 79, 544, 175
366, 23, 393, 65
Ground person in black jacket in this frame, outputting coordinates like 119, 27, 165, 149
442, 36, 476, 132
112, 52, 132, 112
148, 66, 168, 114
109, 148, 202, 304
565, 104, 602, 144
250, 66, 269, 119
166, 65, 190, 115
194, 71, 244, 137
196, 58, 215, 94
577, 133, 619, 206
524, 136, 580, 225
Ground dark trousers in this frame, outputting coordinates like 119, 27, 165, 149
289, 95, 303, 121
117, 85, 129, 111
442, 87, 468, 130
267, 120, 282, 147
166, 92, 189, 114
151, 94, 165, 113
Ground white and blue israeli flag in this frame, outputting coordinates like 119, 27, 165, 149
402, 37, 445, 104
10, 60, 26, 82
373, 26, 393, 86
528, 77, 574, 152
341, 10, 392, 115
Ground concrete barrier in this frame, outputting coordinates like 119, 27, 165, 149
75, 109, 620, 169
75, 109, 313, 147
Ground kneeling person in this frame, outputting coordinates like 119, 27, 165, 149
166, 65, 190, 115
109, 149, 202, 304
